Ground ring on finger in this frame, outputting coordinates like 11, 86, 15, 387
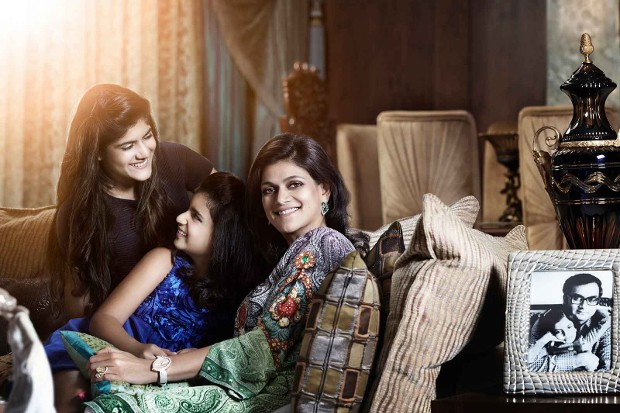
95, 366, 109, 379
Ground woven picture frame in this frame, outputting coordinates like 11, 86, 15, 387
504, 249, 620, 394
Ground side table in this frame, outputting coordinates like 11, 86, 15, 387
432, 387, 620, 413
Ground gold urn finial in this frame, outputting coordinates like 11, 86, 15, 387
580, 33, 593, 63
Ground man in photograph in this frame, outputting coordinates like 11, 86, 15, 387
528, 273, 611, 372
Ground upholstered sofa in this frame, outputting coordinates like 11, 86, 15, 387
0, 194, 527, 412
0, 206, 66, 356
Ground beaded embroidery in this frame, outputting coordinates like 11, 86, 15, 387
261, 251, 317, 366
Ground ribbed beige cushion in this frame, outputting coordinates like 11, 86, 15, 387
518, 106, 620, 249
336, 124, 382, 230
367, 194, 527, 413
0, 206, 56, 279
376, 111, 480, 225
362, 195, 480, 250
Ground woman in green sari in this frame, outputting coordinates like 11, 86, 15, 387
84, 133, 361, 412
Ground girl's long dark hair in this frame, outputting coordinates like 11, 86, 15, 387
186, 172, 262, 309
246, 133, 365, 265
51, 84, 172, 313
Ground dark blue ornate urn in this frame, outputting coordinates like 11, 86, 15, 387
533, 33, 620, 249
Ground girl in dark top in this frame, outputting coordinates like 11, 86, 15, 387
50, 84, 215, 319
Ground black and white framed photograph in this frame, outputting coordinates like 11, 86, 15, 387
504, 249, 620, 394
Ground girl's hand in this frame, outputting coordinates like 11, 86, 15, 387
88, 347, 157, 385
135, 343, 176, 359
176, 347, 198, 355
539, 331, 559, 346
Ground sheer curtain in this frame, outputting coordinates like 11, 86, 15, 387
0, 0, 204, 207
0, 0, 310, 207
211, 0, 308, 157
203, 2, 252, 178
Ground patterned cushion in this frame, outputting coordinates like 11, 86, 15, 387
292, 250, 381, 412
363, 221, 405, 316
60, 331, 189, 397
363, 215, 418, 250
367, 194, 527, 413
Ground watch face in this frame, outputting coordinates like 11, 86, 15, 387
152, 356, 171, 371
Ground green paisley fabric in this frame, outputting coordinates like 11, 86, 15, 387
85, 315, 293, 413
85, 373, 293, 413
84, 227, 354, 413
199, 329, 276, 399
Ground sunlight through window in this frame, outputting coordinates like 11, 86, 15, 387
0, 0, 64, 39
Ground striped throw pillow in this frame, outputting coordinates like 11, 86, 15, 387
367, 194, 527, 413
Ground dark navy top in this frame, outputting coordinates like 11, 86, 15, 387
56, 141, 213, 288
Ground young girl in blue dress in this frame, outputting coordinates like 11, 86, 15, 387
45, 172, 260, 411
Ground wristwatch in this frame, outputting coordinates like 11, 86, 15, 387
151, 355, 172, 385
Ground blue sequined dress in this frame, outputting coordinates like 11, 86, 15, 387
45, 254, 235, 372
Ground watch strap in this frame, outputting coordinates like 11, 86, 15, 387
151, 355, 171, 386
158, 368, 168, 385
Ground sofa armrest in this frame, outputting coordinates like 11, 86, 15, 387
0, 278, 66, 355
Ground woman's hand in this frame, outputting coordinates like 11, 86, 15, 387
134, 343, 176, 359
537, 331, 562, 349
88, 347, 157, 385
528, 331, 560, 362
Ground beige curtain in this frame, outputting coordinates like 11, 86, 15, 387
211, 0, 308, 155
0, 0, 204, 207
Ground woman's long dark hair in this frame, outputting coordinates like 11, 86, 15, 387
246, 133, 364, 265
51, 84, 172, 313
186, 172, 262, 309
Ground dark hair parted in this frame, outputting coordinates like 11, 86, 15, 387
246, 133, 363, 264
537, 308, 569, 333
563, 273, 603, 297
52, 83, 172, 312
186, 172, 262, 309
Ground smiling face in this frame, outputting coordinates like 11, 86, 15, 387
100, 118, 156, 198
564, 282, 600, 325
174, 192, 214, 262
261, 160, 330, 244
